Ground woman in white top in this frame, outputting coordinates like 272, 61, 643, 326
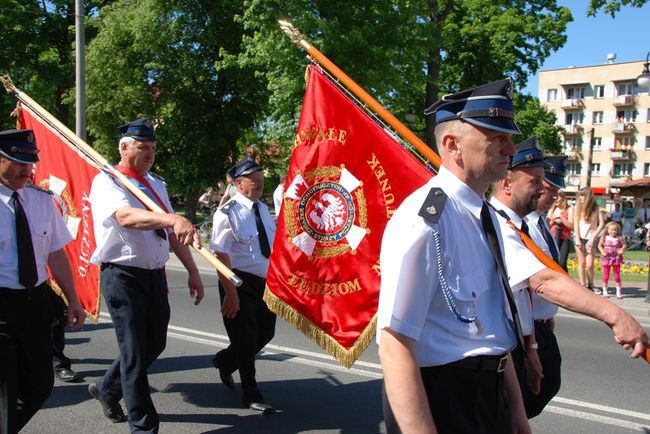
573, 187, 605, 292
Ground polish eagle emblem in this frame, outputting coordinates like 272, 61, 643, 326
282, 165, 368, 259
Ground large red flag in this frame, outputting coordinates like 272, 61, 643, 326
19, 107, 101, 320
264, 66, 431, 367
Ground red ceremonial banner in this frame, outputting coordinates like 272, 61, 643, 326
264, 66, 431, 367
19, 107, 101, 320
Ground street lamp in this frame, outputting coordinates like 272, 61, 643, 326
638, 51, 650, 88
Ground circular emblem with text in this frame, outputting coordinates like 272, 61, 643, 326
283, 166, 368, 259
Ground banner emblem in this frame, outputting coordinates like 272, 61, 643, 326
284, 166, 367, 258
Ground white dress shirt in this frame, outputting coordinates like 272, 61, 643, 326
525, 211, 559, 320
377, 166, 517, 366
489, 197, 545, 336
89, 171, 173, 269
211, 192, 276, 278
0, 183, 72, 289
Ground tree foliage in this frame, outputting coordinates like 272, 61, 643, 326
86, 0, 265, 218
0, 0, 106, 129
587, 0, 648, 17
230, 0, 571, 157
513, 93, 563, 154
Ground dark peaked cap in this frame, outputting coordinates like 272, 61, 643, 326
228, 157, 263, 180
119, 118, 156, 141
424, 78, 521, 135
544, 155, 567, 189
0, 129, 39, 164
509, 136, 546, 170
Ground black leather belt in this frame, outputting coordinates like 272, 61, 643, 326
100, 263, 163, 273
445, 354, 509, 373
535, 319, 552, 326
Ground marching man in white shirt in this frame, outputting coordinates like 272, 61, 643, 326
210, 157, 277, 415
87, 118, 204, 433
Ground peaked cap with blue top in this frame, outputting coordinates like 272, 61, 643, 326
424, 78, 521, 135
509, 136, 545, 170
228, 157, 263, 180
544, 155, 567, 189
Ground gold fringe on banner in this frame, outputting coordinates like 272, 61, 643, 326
263, 287, 377, 369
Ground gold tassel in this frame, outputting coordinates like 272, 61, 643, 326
263, 287, 377, 369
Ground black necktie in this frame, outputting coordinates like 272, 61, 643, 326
480, 203, 525, 349
520, 220, 530, 237
252, 202, 271, 258
538, 216, 559, 262
13, 192, 38, 288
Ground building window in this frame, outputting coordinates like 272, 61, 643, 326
646, 136, 650, 150
565, 112, 584, 125
615, 136, 635, 149
645, 163, 650, 177
567, 163, 582, 175
616, 109, 637, 123
565, 138, 581, 150
617, 82, 638, 96
591, 163, 601, 176
592, 137, 602, 150
594, 85, 605, 98
547, 88, 558, 101
566, 87, 584, 99
592, 111, 604, 124
612, 163, 634, 178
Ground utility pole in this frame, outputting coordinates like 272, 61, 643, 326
75, 0, 86, 140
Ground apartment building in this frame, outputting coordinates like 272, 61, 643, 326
538, 57, 650, 199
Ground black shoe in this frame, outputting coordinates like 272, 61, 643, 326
88, 383, 127, 423
211, 355, 235, 391
246, 401, 275, 415
55, 367, 81, 383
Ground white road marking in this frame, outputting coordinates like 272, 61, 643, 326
544, 405, 649, 430
99, 313, 650, 429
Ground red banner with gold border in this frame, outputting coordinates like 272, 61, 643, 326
264, 66, 431, 367
19, 107, 101, 320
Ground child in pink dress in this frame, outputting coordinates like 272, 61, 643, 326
598, 222, 627, 299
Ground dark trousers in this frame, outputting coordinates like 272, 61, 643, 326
0, 284, 54, 434
97, 264, 170, 434
216, 270, 276, 404
523, 321, 562, 418
49, 290, 71, 370
383, 359, 511, 434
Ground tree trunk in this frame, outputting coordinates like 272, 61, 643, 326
183, 191, 200, 223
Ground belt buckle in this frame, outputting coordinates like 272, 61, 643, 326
497, 355, 508, 373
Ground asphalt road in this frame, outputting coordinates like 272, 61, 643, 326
21, 261, 650, 433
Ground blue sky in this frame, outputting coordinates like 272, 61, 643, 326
522, 1, 650, 96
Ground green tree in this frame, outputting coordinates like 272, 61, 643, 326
0, 0, 106, 129
513, 93, 563, 154
230, 0, 572, 158
587, 0, 648, 17
86, 0, 265, 220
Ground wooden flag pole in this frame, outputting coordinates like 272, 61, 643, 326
1, 75, 242, 287
279, 20, 441, 169
278, 22, 650, 364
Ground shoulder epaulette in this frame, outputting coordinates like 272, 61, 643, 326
418, 187, 447, 224
149, 172, 165, 182
219, 199, 236, 215
26, 183, 53, 195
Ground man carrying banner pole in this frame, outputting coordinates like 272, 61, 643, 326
87, 119, 204, 433
0, 129, 86, 434
377, 79, 648, 434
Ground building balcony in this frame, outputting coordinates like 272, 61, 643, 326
561, 98, 583, 109
566, 149, 582, 160
610, 175, 633, 186
610, 149, 635, 160
613, 94, 636, 106
611, 122, 635, 134
566, 174, 582, 187
563, 124, 583, 135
